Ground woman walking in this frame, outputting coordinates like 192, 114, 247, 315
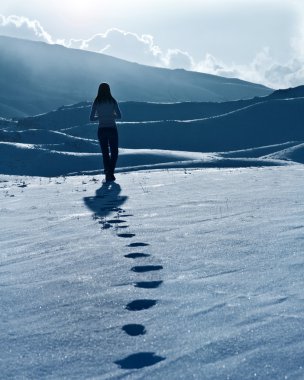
90, 83, 122, 182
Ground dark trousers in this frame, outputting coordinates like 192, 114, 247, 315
98, 128, 119, 175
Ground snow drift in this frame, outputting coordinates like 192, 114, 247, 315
1, 86, 304, 176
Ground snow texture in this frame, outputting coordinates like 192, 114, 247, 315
2, 88, 304, 177
1, 167, 304, 379
1, 59, 304, 378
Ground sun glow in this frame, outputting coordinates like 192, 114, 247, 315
59, 0, 111, 22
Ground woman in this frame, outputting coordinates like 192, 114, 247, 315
90, 83, 122, 182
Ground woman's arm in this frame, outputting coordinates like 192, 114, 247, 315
113, 102, 122, 120
89, 101, 99, 122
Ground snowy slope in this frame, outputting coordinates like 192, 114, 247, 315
1, 141, 286, 177
0, 129, 100, 153
2, 94, 304, 175
15, 85, 304, 128
115, 98, 304, 152
263, 143, 304, 164
0, 36, 271, 118
1, 167, 304, 379
15, 99, 259, 129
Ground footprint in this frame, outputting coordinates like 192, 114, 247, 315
112, 207, 125, 213
122, 324, 146, 336
124, 253, 150, 259
107, 219, 126, 224
131, 265, 163, 273
135, 281, 163, 289
118, 233, 135, 238
100, 223, 111, 229
126, 299, 157, 311
127, 242, 150, 247
115, 352, 165, 369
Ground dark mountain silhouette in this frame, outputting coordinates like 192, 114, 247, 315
0, 35, 271, 118
267, 85, 304, 100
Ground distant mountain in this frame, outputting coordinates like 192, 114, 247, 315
0, 36, 272, 118
267, 85, 304, 100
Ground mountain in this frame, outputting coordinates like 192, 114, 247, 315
0, 36, 272, 118
267, 85, 304, 100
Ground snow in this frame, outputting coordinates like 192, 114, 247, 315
1, 166, 304, 379
3, 93, 304, 177
1, 79, 304, 378
263, 143, 304, 164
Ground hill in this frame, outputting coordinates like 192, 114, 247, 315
2, 97, 304, 175
16, 85, 304, 130
1, 77, 304, 176
0, 36, 271, 118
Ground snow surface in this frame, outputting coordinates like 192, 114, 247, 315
2, 84, 304, 378
3, 94, 304, 177
1, 166, 304, 379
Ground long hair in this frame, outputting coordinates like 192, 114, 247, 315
94, 83, 116, 103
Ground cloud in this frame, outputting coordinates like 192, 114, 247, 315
162, 49, 194, 70
66, 28, 163, 66
0, 14, 53, 44
195, 49, 274, 86
53, 20, 304, 89
193, 48, 304, 89
65, 28, 195, 71
1, 14, 304, 89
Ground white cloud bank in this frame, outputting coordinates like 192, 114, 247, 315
194, 49, 304, 90
1, 14, 304, 89
66, 28, 194, 70
0, 14, 53, 44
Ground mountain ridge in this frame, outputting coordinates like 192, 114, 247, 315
0, 35, 271, 118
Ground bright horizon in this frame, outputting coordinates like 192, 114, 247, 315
0, 0, 304, 89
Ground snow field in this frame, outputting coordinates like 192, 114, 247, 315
1, 166, 304, 379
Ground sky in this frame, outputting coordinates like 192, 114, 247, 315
0, 0, 303, 89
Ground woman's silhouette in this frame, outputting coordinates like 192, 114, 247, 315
90, 83, 122, 182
